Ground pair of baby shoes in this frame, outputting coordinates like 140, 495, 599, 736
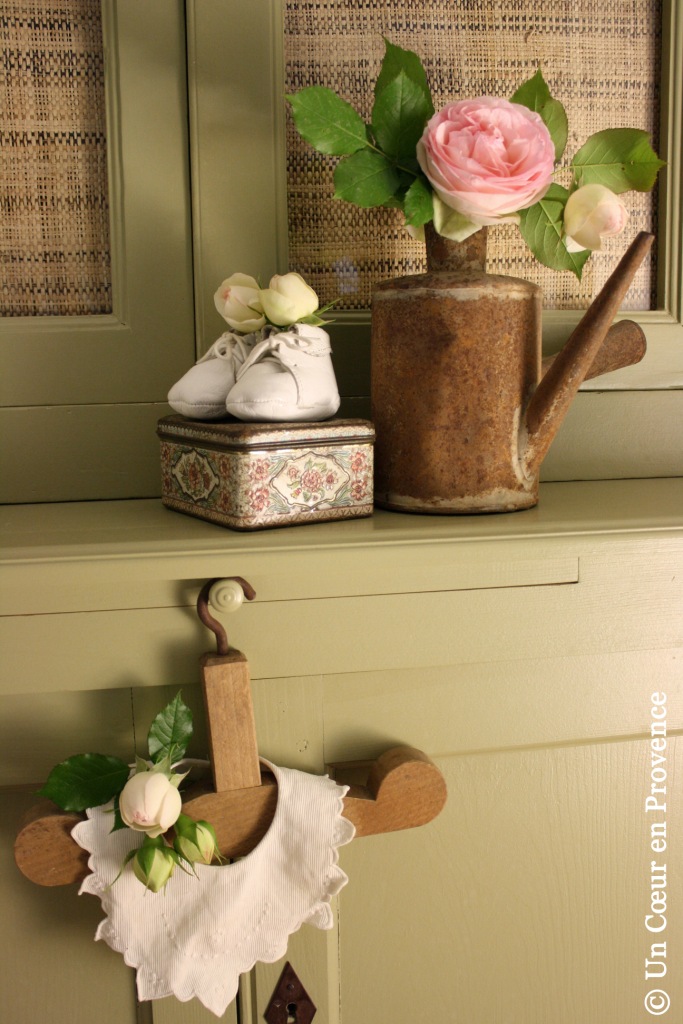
168, 324, 340, 423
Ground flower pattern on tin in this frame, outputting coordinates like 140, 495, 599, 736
349, 450, 367, 474
161, 437, 373, 525
272, 452, 350, 509
248, 486, 270, 512
172, 449, 220, 502
248, 458, 271, 483
217, 454, 234, 483
350, 478, 368, 501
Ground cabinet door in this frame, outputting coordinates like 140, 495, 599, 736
2, 792, 142, 1024
0, 1, 195, 503
326, 655, 683, 1024
0, 689, 139, 1023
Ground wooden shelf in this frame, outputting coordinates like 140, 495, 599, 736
3, 478, 683, 568
2, 479, 682, 697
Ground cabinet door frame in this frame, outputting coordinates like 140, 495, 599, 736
0, 0, 196, 502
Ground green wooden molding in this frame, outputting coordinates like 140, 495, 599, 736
0, 0, 195, 408
186, 0, 289, 358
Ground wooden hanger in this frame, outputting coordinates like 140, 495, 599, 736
15, 579, 447, 887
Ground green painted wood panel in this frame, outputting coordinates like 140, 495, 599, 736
1, 791, 139, 1023
0, 1, 195, 503
2, 539, 680, 695
338, 737, 683, 1024
322, 647, 683, 763
3, 480, 683, 618
0, 403, 171, 503
0, 688, 134, 788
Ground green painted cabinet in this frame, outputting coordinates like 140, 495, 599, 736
1, 3, 682, 1020
2, 479, 682, 1023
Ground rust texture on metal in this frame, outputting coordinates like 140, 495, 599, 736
371, 230, 652, 514
540, 319, 646, 383
372, 235, 542, 513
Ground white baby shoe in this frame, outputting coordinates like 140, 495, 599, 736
167, 332, 258, 420
225, 324, 340, 422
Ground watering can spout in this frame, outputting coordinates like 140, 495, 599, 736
521, 231, 654, 478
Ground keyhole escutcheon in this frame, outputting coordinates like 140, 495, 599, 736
263, 963, 317, 1023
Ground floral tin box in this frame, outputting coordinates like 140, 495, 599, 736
157, 416, 375, 531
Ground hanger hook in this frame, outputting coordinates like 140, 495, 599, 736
196, 577, 256, 655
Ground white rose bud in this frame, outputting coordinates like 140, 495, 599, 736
213, 273, 266, 332
260, 272, 319, 327
564, 184, 629, 252
119, 770, 182, 838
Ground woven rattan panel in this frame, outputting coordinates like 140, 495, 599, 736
1, 1, 111, 316
285, 0, 662, 311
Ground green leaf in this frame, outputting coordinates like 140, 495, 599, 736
432, 194, 481, 243
372, 70, 433, 160
518, 184, 592, 279
298, 313, 328, 326
510, 68, 551, 112
375, 39, 434, 114
148, 691, 193, 764
382, 195, 405, 209
39, 753, 130, 812
286, 86, 368, 156
333, 149, 401, 207
540, 99, 568, 163
371, 40, 433, 161
511, 68, 567, 162
403, 177, 434, 227
110, 794, 127, 832
571, 128, 665, 192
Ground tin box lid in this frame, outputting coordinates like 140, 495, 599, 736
157, 415, 375, 451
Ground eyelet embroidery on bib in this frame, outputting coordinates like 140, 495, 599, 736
72, 759, 355, 1017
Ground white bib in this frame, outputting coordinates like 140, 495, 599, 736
72, 760, 355, 1016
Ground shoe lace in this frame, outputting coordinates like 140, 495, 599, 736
236, 325, 330, 380
197, 332, 256, 367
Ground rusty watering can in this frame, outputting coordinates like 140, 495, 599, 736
371, 227, 653, 513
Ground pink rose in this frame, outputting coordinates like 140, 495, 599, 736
417, 97, 555, 229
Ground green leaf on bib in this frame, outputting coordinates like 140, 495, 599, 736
39, 753, 130, 812
518, 184, 591, 279
287, 86, 369, 156
571, 128, 665, 192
